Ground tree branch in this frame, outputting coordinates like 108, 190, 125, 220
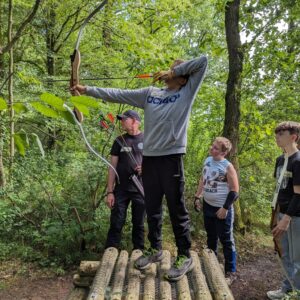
0, 0, 43, 55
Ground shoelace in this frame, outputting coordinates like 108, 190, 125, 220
143, 248, 156, 257
174, 255, 188, 268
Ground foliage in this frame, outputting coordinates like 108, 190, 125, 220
0, 0, 299, 266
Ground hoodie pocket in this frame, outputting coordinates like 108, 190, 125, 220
146, 120, 176, 151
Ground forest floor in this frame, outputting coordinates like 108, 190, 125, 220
0, 232, 284, 300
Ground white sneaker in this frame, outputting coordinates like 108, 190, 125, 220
267, 289, 286, 300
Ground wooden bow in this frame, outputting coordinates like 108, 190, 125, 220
70, 0, 108, 122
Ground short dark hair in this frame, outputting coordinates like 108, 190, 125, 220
275, 121, 300, 142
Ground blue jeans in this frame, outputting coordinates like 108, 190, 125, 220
279, 213, 300, 292
203, 201, 236, 273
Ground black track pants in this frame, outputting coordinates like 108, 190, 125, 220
105, 190, 145, 250
142, 154, 191, 256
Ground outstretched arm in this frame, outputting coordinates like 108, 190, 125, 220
71, 84, 150, 109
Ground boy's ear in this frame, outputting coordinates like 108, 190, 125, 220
291, 133, 299, 143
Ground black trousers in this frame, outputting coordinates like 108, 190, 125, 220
105, 190, 145, 250
142, 154, 191, 256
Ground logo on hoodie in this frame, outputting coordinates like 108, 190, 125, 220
147, 93, 180, 105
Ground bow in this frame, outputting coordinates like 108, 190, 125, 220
66, 1, 119, 181
64, 104, 119, 183
70, 0, 108, 122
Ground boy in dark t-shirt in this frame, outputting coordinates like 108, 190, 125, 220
267, 121, 300, 300
105, 110, 145, 251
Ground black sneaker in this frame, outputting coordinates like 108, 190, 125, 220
164, 255, 194, 281
134, 248, 164, 270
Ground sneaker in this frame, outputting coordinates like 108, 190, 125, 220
267, 289, 287, 300
225, 272, 237, 286
134, 248, 164, 270
164, 255, 194, 281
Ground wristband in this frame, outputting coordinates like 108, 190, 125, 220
105, 191, 114, 196
286, 193, 300, 217
223, 191, 239, 209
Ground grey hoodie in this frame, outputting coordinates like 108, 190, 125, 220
86, 56, 208, 156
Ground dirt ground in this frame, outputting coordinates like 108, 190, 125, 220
0, 239, 284, 300
230, 247, 283, 300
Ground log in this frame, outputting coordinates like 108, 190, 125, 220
176, 275, 191, 300
66, 287, 88, 300
125, 249, 143, 300
143, 263, 157, 300
87, 247, 119, 300
159, 250, 172, 300
78, 261, 100, 277
111, 250, 129, 300
73, 273, 93, 287
202, 248, 234, 300
190, 251, 212, 300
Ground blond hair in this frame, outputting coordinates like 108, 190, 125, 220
215, 137, 232, 154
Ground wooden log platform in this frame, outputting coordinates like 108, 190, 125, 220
66, 248, 234, 300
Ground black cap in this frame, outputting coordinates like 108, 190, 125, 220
117, 110, 141, 122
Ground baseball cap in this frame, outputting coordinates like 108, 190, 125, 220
117, 110, 141, 122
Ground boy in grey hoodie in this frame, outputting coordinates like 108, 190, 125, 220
72, 55, 208, 281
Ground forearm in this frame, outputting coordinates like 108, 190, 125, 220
107, 168, 116, 192
86, 86, 150, 108
195, 177, 204, 197
173, 56, 208, 77
223, 191, 239, 209
107, 156, 118, 192
223, 164, 239, 209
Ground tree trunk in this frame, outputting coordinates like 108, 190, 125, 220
0, 1, 6, 187
45, 4, 57, 150
102, 0, 113, 48
46, 4, 55, 76
8, 0, 15, 167
223, 0, 245, 233
0, 133, 5, 187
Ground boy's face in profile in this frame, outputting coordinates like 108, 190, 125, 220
275, 130, 297, 148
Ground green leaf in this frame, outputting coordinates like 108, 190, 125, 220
0, 98, 7, 110
31, 102, 60, 118
40, 93, 65, 111
73, 103, 90, 116
31, 133, 45, 158
59, 111, 76, 124
13, 103, 27, 113
71, 96, 100, 108
14, 134, 28, 156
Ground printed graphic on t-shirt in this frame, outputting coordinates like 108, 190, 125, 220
203, 161, 227, 193
276, 165, 292, 190
120, 146, 132, 153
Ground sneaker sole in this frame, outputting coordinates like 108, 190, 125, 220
134, 262, 151, 270
134, 254, 164, 270
164, 260, 195, 282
